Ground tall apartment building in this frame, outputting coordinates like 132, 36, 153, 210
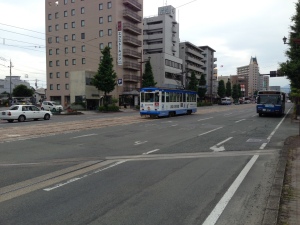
143, 5, 183, 88
179, 41, 205, 88
237, 57, 260, 97
199, 46, 217, 98
45, 0, 143, 108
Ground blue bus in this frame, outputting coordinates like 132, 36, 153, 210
256, 91, 286, 116
140, 87, 197, 118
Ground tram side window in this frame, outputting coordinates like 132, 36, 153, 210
166, 92, 170, 102
161, 92, 165, 102
155, 92, 159, 102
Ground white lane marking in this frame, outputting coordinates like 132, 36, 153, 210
70, 134, 97, 139
198, 117, 213, 121
171, 124, 178, 127
210, 137, 233, 152
259, 106, 292, 150
198, 127, 223, 136
251, 115, 256, 117
134, 141, 148, 145
44, 161, 126, 191
259, 143, 267, 150
235, 119, 246, 123
224, 113, 232, 116
143, 149, 160, 155
202, 155, 259, 225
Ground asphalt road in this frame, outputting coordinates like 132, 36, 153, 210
0, 103, 297, 225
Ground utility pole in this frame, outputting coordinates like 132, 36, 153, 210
9, 59, 13, 102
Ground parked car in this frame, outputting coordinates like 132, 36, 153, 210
221, 97, 232, 105
41, 101, 63, 111
0, 105, 52, 123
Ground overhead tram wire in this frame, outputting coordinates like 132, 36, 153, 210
175, 0, 199, 9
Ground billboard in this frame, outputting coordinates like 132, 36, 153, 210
117, 21, 123, 66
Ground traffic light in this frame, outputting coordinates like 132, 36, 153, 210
270, 71, 277, 77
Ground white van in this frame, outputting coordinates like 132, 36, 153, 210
221, 97, 232, 105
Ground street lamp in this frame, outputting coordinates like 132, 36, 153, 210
283, 36, 289, 44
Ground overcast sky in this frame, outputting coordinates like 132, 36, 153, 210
0, 0, 296, 89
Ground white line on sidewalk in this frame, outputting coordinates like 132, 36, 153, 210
202, 155, 259, 225
143, 149, 160, 155
198, 127, 223, 136
70, 134, 97, 139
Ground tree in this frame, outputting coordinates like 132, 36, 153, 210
142, 60, 157, 87
279, 1, 300, 105
225, 79, 232, 97
237, 84, 242, 98
218, 80, 226, 98
91, 46, 117, 109
198, 73, 207, 101
12, 84, 34, 97
232, 84, 239, 102
187, 71, 198, 91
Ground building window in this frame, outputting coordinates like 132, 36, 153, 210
81, 45, 85, 52
65, 59, 69, 66
81, 33, 85, 39
81, 20, 85, 27
56, 72, 60, 78
64, 35, 68, 41
108, 42, 112, 48
55, 24, 59, 31
108, 29, 112, 36
64, 11, 68, 17
56, 60, 60, 66
72, 46, 76, 53
99, 17, 103, 24
65, 72, 69, 78
99, 30, 103, 37
71, 9, 75, 16
55, 12, 59, 18
49, 61, 53, 67
64, 23, 68, 29
56, 48, 59, 55
48, 14, 52, 20
49, 73, 53, 78
56, 36, 59, 43
48, 26, 52, 32
99, 43, 104, 50
72, 22, 75, 28
71, 0, 75, 2
107, 2, 112, 9
99, 3, 103, 10
57, 84, 60, 90
48, 37, 52, 43
81, 7, 84, 14
50, 84, 53, 90
64, 0, 68, 5
65, 47, 68, 54
72, 34, 75, 40
49, 49, 52, 55
65, 84, 69, 90
72, 59, 76, 65
82, 58, 86, 64
108, 15, 112, 22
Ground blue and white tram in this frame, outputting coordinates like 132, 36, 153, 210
140, 87, 197, 117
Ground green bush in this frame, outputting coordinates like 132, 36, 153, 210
197, 102, 213, 107
98, 105, 120, 112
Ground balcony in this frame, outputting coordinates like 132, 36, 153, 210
123, 0, 142, 11
172, 36, 176, 43
123, 61, 140, 70
123, 9, 142, 23
123, 22, 142, 35
186, 48, 204, 59
123, 74, 139, 82
214, 57, 217, 62
172, 46, 176, 52
186, 64, 204, 73
123, 49, 142, 59
172, 26, 177, 33
214, 63, 217, 68
123, 35, 142, 47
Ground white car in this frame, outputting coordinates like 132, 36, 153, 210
41, 101, 63, 111
0, 105, 52, 123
